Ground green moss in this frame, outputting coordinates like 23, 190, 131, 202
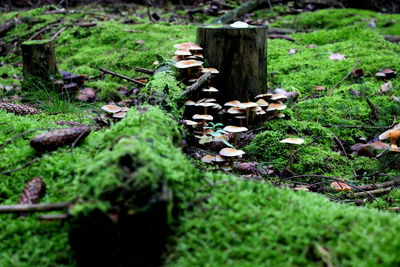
172, 180, 400, 266
22, 39, 52, 45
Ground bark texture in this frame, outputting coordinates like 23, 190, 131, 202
21, 39, 58, 87
197, 26, 268, 103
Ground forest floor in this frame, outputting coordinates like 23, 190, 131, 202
1, 2, 400, 266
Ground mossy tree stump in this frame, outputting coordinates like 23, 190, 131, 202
21, 39, 58, 88
197, 25, 268, 103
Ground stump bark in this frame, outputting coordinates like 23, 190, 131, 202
197, 26, 268, 103
21, 39, 58, 87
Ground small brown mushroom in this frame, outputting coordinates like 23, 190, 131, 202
219, 147, 245, 168
279, 138, 305, 171
101, 104, 122, 113
223, 126, 248, 146
379, 128, 400, 150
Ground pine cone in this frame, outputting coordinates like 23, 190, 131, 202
19, 177, 46, 205
0, 102, 41, 115
30, 126, 91, 152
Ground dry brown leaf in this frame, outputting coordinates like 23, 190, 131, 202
329, 53, 346, 61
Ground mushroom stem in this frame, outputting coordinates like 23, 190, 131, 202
289, 144, 294, 171
245, 109, 250, 126
233, 133, 238, 147
230, 157, 235, 168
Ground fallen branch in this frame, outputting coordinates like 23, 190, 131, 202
268, 34, 294, 41
38, 213, 69, 220
352, 187, 392, 198
366, 98, 380, 121
99, 67, 146, 86
357, 180, 400, 191
0, 201, 72, 213
213, 0, 267, 24
50, 26, 66, 42
135, 67, 155, 75
322, 124, 392, 129
268, 27, 296, 34
282, 174, 377, 200
0, 17, 19, 37
178, 72, 212, 100
329, 59, 360, 94
384, 35, 400, 43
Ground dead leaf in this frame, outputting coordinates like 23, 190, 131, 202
135, 40, 145, 45
329, 53, 346, 61
305, 44, 317, 48
76, 22, 97, 28
314, 86, 326, 91
352, 68, 364, 78
380, 81, 393, 93
392, 96, 400, 103
288, 48, 296, 55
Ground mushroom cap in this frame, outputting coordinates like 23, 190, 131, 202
250, 106, 262, 112
113, 111, 127, 118
255, 93, 273, 100
227, 107, 244, 114
219, 147, 245, 157
223, 126, 248, 133
173, 42, 203, 50
267, 103, 287, 111
101, 104, 122, 113
175, 60, 203, 69
257, 110, 266, 115
330, 181, 352, 192
224, 100, 241, 107
212, 104, 222, 109
230, 21, 249, 28
192, 114, 213, 120
270, 94, 288, 101
196, 98, 206, 103
193, 53, 204, 59
120, 107, 129, 112
238, 102, 258, 109
201, 67, 220, 74
184, 100, 196, 106
204, 98, 217, 103
280, 138, 305, 145
175, 49, 192, 56
203, 87, 219, 93
220, 165, 232, 171
214, 155, 227, 162
256, 98, 269, 107
276, 113, 286, 118
201, 155, 215, 163
183, 120, 198, 126
379, 129, 400, 140
196, 102, 216, 108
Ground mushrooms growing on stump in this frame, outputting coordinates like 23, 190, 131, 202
175, 60, 203, 80
279, 138, 305, 171
219, 147, 245, 169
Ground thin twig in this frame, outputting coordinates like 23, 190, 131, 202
99, 67, 146, 86
1, 158, 40, 175
329, 59, 360, 94
50, 26, 66, 42
0, 201, 72, 213
282, 174, 377, 200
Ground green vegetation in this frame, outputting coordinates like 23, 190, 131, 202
0, 5, 400, 267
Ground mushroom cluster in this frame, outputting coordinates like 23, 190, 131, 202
222, 93, 288, 127
101, 104, 129, 123
378, 125, 400, 152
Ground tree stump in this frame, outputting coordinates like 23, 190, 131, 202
21, 39, 58, 88
197, 25, 268, 103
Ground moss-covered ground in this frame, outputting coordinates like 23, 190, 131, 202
1, 4, 400, 266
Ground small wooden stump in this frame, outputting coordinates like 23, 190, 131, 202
21, 39, 58, 87
197, 25, 268, 103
